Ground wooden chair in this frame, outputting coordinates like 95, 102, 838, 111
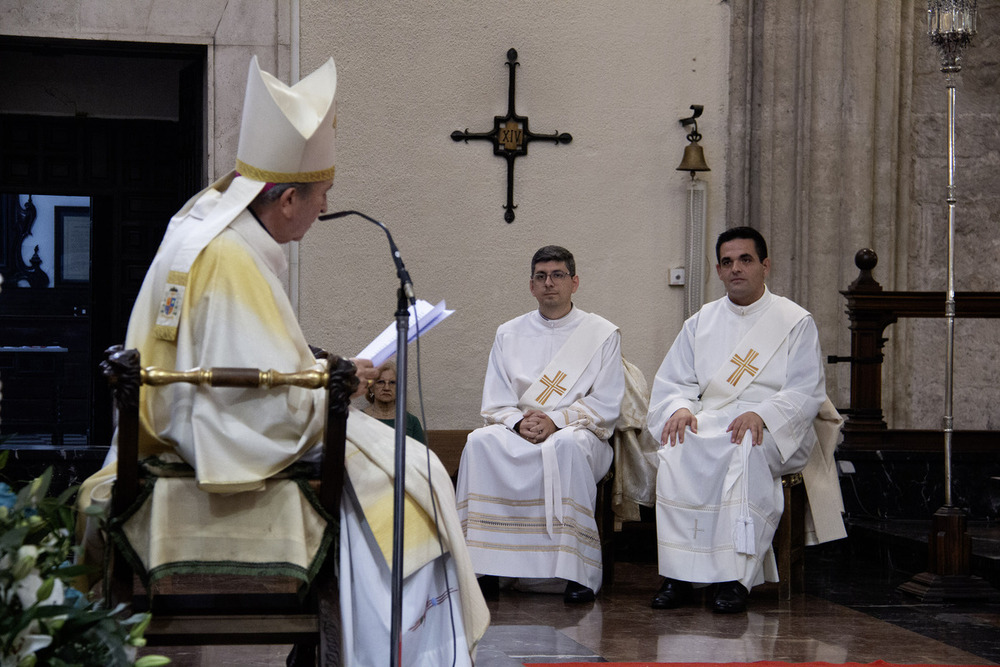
599, 471, 808, 599
100, 345, 357, 666
594, 465, 616, 590
775, 472, 807, 600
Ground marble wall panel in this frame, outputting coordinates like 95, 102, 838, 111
2, 0, 77, 34
839, 453, 1000, 520
210, 45, 282, 179
144, 0, 230, 39
216, 0, 285, 47
78, 0, 158, 35
889, 319, 999, 430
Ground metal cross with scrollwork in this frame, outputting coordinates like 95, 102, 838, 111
451, 48, 572, 223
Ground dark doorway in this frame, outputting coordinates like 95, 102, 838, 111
0, 37, 204, 457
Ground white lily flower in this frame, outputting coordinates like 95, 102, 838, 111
17, 546, 39, 562
14, 573, 64, 610
10, 546, 39, 581
5, 620, 53, 665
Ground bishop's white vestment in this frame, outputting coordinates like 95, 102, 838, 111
645, 288, 827, 589
77, 178, 488, 661
456, 306, 624, 594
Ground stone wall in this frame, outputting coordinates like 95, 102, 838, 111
728, 0, 1000, 432
897, 0, 1000, 430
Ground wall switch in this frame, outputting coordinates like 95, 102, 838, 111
669, 268, 685, 286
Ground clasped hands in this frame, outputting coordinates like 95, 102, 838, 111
659, 407, 765, 448
516, 409, 557, 444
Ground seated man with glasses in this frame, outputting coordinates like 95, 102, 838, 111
456, 245, 625, 603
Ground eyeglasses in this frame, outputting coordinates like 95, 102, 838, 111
531, 271, 573, 284
374, 380, 396, 387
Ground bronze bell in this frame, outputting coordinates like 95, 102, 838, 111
677, 141, 710, 174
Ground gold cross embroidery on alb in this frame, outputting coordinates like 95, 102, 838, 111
726, 348, 760, 386
536, 370, 568, 405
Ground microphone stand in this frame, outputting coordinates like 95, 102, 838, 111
318, 210, 414, 666
388, 285, 409, 667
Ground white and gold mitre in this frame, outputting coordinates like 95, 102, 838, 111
235, 55, 337, 184
150, 56, 339, 342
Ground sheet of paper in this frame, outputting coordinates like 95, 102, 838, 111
356, 299, 455, 366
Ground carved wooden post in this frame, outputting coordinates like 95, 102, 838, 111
317, 352, 356, 666
101, 345, 141, 606
838, 249, 893, 436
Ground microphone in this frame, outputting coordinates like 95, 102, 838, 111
319, 210, 415, 303
318, 211, 352, 220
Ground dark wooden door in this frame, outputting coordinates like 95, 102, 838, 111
1, 109, 201, 447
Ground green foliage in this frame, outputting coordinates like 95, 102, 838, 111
0, 466, 169, 666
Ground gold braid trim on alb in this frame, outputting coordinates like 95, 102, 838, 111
166, 270, 189, 286
235, 160, 335, 184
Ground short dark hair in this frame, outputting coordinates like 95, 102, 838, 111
250, 181, 318, 209
716, 226, 768, 263
531, 245, 576, 276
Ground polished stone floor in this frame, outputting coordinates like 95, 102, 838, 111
141, 537, 1000, 665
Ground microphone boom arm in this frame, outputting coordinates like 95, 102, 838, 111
317, 208, 414, 665
319, 210, 415, 303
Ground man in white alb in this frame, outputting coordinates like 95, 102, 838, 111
646, 227, 835, 614
456, 245, 625, 603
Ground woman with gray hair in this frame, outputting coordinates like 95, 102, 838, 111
362, 359, 425, 444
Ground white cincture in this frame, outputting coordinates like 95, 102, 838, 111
733, 430, 756, 556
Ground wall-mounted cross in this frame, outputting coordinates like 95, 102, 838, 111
451, 48, 572, 223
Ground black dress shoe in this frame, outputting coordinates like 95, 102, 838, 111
712, 580, 749, 613
651, 577, 692, 609
478, 575, 499, 600
563, 580, 596, 603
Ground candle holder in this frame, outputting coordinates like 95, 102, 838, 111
898, 0, 997, 603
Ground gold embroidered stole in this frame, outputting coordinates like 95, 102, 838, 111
517, 312, 618, 411
153, 175, 266, 341
516, 311, 617, 537
699, 296, 808, 412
